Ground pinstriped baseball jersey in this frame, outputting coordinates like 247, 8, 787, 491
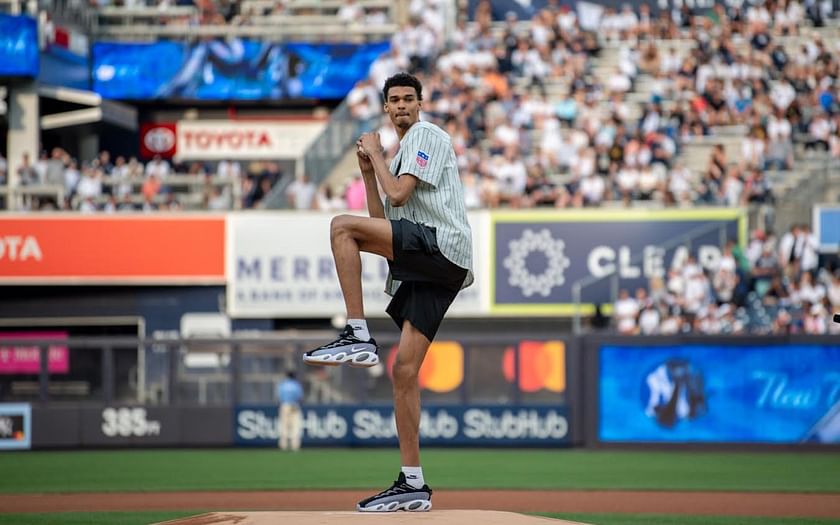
384, 120, 474, 296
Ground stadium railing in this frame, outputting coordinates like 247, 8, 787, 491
94, 21, 398, 41
262, 97, 357, 209
0, 185, 66, 210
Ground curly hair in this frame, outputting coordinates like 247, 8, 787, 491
382, 72, 423, 102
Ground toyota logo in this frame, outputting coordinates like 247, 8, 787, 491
144, 127, 175, 153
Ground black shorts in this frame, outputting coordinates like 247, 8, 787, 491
386, 218, 468, 342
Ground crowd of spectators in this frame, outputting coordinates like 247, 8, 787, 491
343, 0, 840, 213
82, 0, 393, 29
0, 147, 287, 212
613, 225, 839, 335
6, 0, 839, 214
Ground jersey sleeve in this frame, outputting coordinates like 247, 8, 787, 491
396, 127, 448, 188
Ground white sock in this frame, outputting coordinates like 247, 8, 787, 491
347, 319, 370, 341
401, 466, 424, 489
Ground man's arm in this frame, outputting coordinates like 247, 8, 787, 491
361, 133, 418, 207
356, 144, 386, 219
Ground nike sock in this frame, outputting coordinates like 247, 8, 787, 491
401, 466, 425, 489
347, 319, 370, 341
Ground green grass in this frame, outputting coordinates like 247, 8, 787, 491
1, 449, 839, 493
0, 512, 195, 525
2, 514, 840, 525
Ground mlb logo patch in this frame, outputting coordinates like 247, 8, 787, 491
416, 150, 429, 168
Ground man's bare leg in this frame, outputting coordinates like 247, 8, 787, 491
330, 215, 393, 318
392, 320, 431, 466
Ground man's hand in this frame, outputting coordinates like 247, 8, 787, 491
359, 132, 383, 158
356, 138, 373, 173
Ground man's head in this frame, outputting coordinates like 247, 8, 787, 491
383, 73, 422, 131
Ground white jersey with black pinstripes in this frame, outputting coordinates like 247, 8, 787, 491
384, 120, 474, 296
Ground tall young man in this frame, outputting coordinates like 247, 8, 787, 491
303, 72, 473, 512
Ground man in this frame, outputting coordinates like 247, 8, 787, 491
276, 371, 304, 451
303, 72, 473, 512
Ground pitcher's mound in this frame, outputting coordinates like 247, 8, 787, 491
152, 510, 592, 525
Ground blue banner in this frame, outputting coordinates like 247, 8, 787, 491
492, 210, 744, 314
816, 206, 840, 251
92, 40, 389, 101
0, 403, 31, 450
466, 0, 716, 19
599, 344, 840, 444
0, 14, 39, 77
235, 405, 570, 447
38, 44, 89, 90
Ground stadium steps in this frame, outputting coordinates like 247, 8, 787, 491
323, 144, 364, 194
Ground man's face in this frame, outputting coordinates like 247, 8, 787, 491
385, 86, 421, 131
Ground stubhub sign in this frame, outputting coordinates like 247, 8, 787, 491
234, 405, 570, 446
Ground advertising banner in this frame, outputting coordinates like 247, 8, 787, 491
814, 205, 840, 253
140, 122, 177, 159
467, 0, 717, 20
0, 403, 31, 450
38, 46, 90, 91
0, 332, 69, 374
227, 212, 488, 318
0, 216, 225, 285
175, 120, 324, 161
599, 344, 840, 444
31, 406, 233, 448
235, 405, 570, 447
0, 14, 38, 78
492, 209, 745, 315
93, 40, 388, 101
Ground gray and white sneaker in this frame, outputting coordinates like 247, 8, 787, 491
303, 325, 379, 367
356, 473, 433, 512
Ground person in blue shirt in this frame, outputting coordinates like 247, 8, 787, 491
276, 371, 304, 451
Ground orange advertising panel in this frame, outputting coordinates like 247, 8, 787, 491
0, 216, 225, 284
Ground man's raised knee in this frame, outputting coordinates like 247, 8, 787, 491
330, 214, 354, 242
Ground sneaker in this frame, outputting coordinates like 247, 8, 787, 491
302, 325, 379, 367
356, 472, 433, 512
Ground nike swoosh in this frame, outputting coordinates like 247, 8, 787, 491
350, 345, 369, 352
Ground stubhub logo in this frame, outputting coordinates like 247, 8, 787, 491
237, 409, 348, 440
235, 406, 570, 445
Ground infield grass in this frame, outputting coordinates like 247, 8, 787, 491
0, 513, 839, 525
1, 448, 839, 493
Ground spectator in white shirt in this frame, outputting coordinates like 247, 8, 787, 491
64, 160, 81, 197
75, 167, 103, 202
795, 224, 819, 275
337, 0, 363, 23
614, 289, 640, 334
579, 173, 605, 206
806, 112, 831, 151
765, 110, 793, 170
285, 173, 316, 210
145, 155, 170, 180
217, 160, 241, 181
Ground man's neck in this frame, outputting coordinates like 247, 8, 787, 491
396, 120, 418, 141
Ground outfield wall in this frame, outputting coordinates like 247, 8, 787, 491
3, 335, 840, 450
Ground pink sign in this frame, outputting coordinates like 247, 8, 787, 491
0, 332, 70, 374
